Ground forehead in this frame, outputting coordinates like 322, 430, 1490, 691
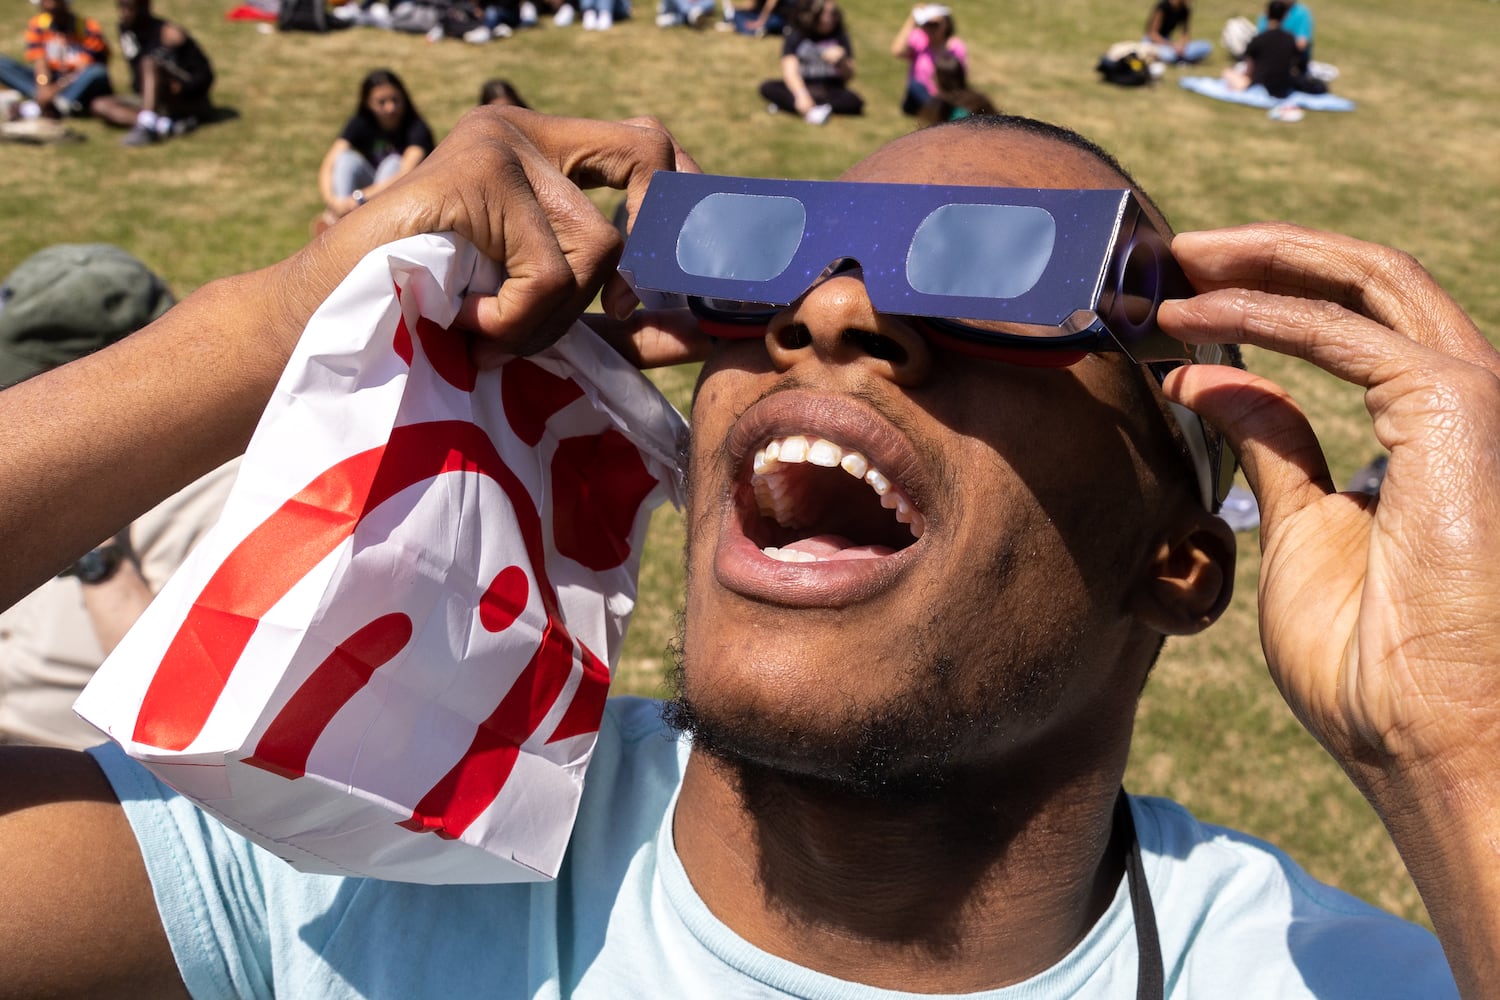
840, 126, 1129, 193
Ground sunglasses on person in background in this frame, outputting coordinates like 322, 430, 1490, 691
618, 171, 1235, 512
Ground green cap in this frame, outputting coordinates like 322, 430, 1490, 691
0, 243, 174, 388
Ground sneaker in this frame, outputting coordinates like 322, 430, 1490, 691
463, 24, 492, 41
655, 11, 680, 25
1307, 60, 1339, 82
1267, 102, 1304, 123
597, 8, 612, 28
687, 4, 711, 25
491, 21, 512, 36
766, 102, 781, 114
171, 115, 199, 136
121, 124, 158, 146
582, 8, 598, 27
552, 3, 574, 25
519, 0, 538, 22
803, 103, 832, 125
424, 23, 444, 41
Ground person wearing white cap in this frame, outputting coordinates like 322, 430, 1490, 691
890, 2, 965, 116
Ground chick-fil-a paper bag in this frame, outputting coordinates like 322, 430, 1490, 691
75, 232, 687, 884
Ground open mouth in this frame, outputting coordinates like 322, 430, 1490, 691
745, 434, 925, 563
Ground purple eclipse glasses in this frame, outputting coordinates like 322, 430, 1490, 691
617, 171, 1235, 511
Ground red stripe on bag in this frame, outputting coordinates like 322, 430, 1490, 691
243, 613, 414, 778
132, 445, 388, 750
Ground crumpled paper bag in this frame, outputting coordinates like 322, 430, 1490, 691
75, 232, 688, 884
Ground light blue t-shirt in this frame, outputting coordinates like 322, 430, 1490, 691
1258, 2, 1314, 45
92, 697, 1455, 999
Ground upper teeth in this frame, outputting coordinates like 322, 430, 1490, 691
751, 435, 925, 540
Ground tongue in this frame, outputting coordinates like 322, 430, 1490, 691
780, 534, 895, 561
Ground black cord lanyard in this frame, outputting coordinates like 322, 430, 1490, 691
1115, 790, 1165, 1000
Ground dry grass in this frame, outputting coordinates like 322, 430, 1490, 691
4, 0, 1498, 928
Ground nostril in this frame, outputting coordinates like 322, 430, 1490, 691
772, 324, 813, 351
843, 330, 908, 365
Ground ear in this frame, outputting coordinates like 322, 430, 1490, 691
1131, 507, 1236, 636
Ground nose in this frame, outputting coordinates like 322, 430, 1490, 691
764, 269, 932, 387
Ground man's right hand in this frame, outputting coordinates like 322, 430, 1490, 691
301, 108, 697, 365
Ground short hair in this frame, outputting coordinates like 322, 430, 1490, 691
1267, 1, 1288, 21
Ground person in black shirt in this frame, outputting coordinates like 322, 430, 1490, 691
1226, 0, 1326, 99
90, 0, 213, 146
316, 69, 436, 233
758, 0, 862, 124
1141, 0, 1209, 64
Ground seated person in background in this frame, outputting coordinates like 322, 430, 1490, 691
916, 50, 996, 127
0, 244, 237, 751
725, 0, 791, 36
655, 0, 715, 28
1224, 1, 1326, 99
0, 0, 111, 122
478, 77, 531, 107
477, 0, 540, 34
1258, 0, 1312, 66
90, 0, 214, 147
577, 0, 630, 31
316, 69, 436, 232
759, 0, 862, 124
890, 3, 965, 116
1142, 0, 1210, 65
0, 108, 1497, 1000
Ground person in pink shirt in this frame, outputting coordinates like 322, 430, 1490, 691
890, 3, 965, 116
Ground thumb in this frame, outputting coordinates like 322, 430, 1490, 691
1160, 362, 1335, 531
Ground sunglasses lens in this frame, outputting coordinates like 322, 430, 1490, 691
677, 194, 807, 282
906, 204, 1056, 301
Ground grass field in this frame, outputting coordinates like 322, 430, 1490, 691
4, 0, 1498, 928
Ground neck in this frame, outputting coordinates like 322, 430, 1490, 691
674, 742, 1131, 993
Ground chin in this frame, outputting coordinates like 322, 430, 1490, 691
661, 625, 1082, 804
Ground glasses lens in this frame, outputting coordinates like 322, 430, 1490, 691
906, 204, 1056, 301
1115, 234, 1161, 331
677, 194, 807, 282
691, 296, 779, 317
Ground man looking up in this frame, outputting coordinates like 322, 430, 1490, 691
91, 0, 214, 146
0, 109, 1497, 998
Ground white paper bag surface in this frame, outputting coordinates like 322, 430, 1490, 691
75, 233, 688, 884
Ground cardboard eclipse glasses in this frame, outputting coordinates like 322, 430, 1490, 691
618, 171, 1234, 511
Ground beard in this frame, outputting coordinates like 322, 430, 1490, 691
660, 611, 1085, 806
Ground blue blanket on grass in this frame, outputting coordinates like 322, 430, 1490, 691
1179, 76, 1356, 111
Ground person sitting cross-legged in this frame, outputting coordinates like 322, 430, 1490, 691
90, 0, 214, 147
0, 0, 112, 123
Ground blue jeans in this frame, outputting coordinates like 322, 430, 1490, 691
579, 0, 630, 15
331, 149, 405, 198
660, 0, 714, 22
731, 8, 783, 33
0, 56, 112, 114
1146, 38, 1212, 64
901, 79, 931, 115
